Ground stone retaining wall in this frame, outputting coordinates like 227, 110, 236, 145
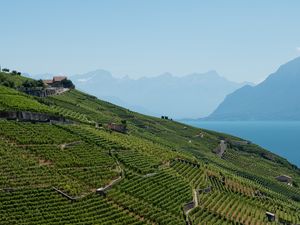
0, 111, 71, 123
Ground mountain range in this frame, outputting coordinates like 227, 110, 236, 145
206, 57, 300, 120
27, 70, 249, 119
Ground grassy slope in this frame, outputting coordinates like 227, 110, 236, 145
0, 73, 300, 224
0, 71, 32, 86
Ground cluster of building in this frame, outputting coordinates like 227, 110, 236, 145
20, 76, 70, 97
43, 76, 67, 88
107, 123, 127, 133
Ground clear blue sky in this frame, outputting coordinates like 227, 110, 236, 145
1, 0, 300, 83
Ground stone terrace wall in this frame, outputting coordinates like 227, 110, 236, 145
0, 111, 71, 123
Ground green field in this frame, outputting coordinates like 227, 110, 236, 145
0, 72, 299, 224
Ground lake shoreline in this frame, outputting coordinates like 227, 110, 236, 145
180, 120, 300, 167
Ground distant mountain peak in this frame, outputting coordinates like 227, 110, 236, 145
72, 70, 114, 84
74, 69, 112, 77
205, 57, 300, 121
70, 69, 247, 119
157, 72, 173, 78
26, 68, 250, 119
206, 70, 219, 76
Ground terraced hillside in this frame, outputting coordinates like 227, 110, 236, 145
0, 71, 300, 224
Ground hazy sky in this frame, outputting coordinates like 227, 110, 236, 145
1, 0, 300, 83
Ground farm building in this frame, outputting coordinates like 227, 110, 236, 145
107, 123, 127, 133
43, 76, 67, 87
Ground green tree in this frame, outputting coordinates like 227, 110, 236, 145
61, 79, 75, 89
22, 79, 44, 88
1, 80, 15, 88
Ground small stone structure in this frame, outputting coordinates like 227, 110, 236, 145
183, 201, 195, 213
107, 123, 127, 133
276, 175, 292, 185
199, 186, 212, 194
213, 140, 227, 158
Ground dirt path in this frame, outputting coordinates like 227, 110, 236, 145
183, 188, 199, 224
96, 159, 124, 194
186, 189, 198, 214
96, 176, 123, 193
193, 189, 198, 207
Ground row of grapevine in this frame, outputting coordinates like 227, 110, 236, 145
0, 121, 120, 196
0, 85, 56, 113
115, 149, 160, 174
0, 120, 78, 144
170, 160, 208, 189
111, 170, 192, 224
0, 188, 148, 225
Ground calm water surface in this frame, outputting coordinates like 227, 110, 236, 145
181, 120, 300, 167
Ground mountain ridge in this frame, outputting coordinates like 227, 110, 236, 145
205, 57, 300, 121
27, 69, 250, 119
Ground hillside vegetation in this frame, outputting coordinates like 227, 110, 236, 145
0, 71, 299, 225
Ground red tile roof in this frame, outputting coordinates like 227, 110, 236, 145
53, 76, 67, 82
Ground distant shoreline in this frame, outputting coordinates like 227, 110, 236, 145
181, 120, 300, 168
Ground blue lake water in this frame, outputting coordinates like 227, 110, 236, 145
181, 120, 300, 167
